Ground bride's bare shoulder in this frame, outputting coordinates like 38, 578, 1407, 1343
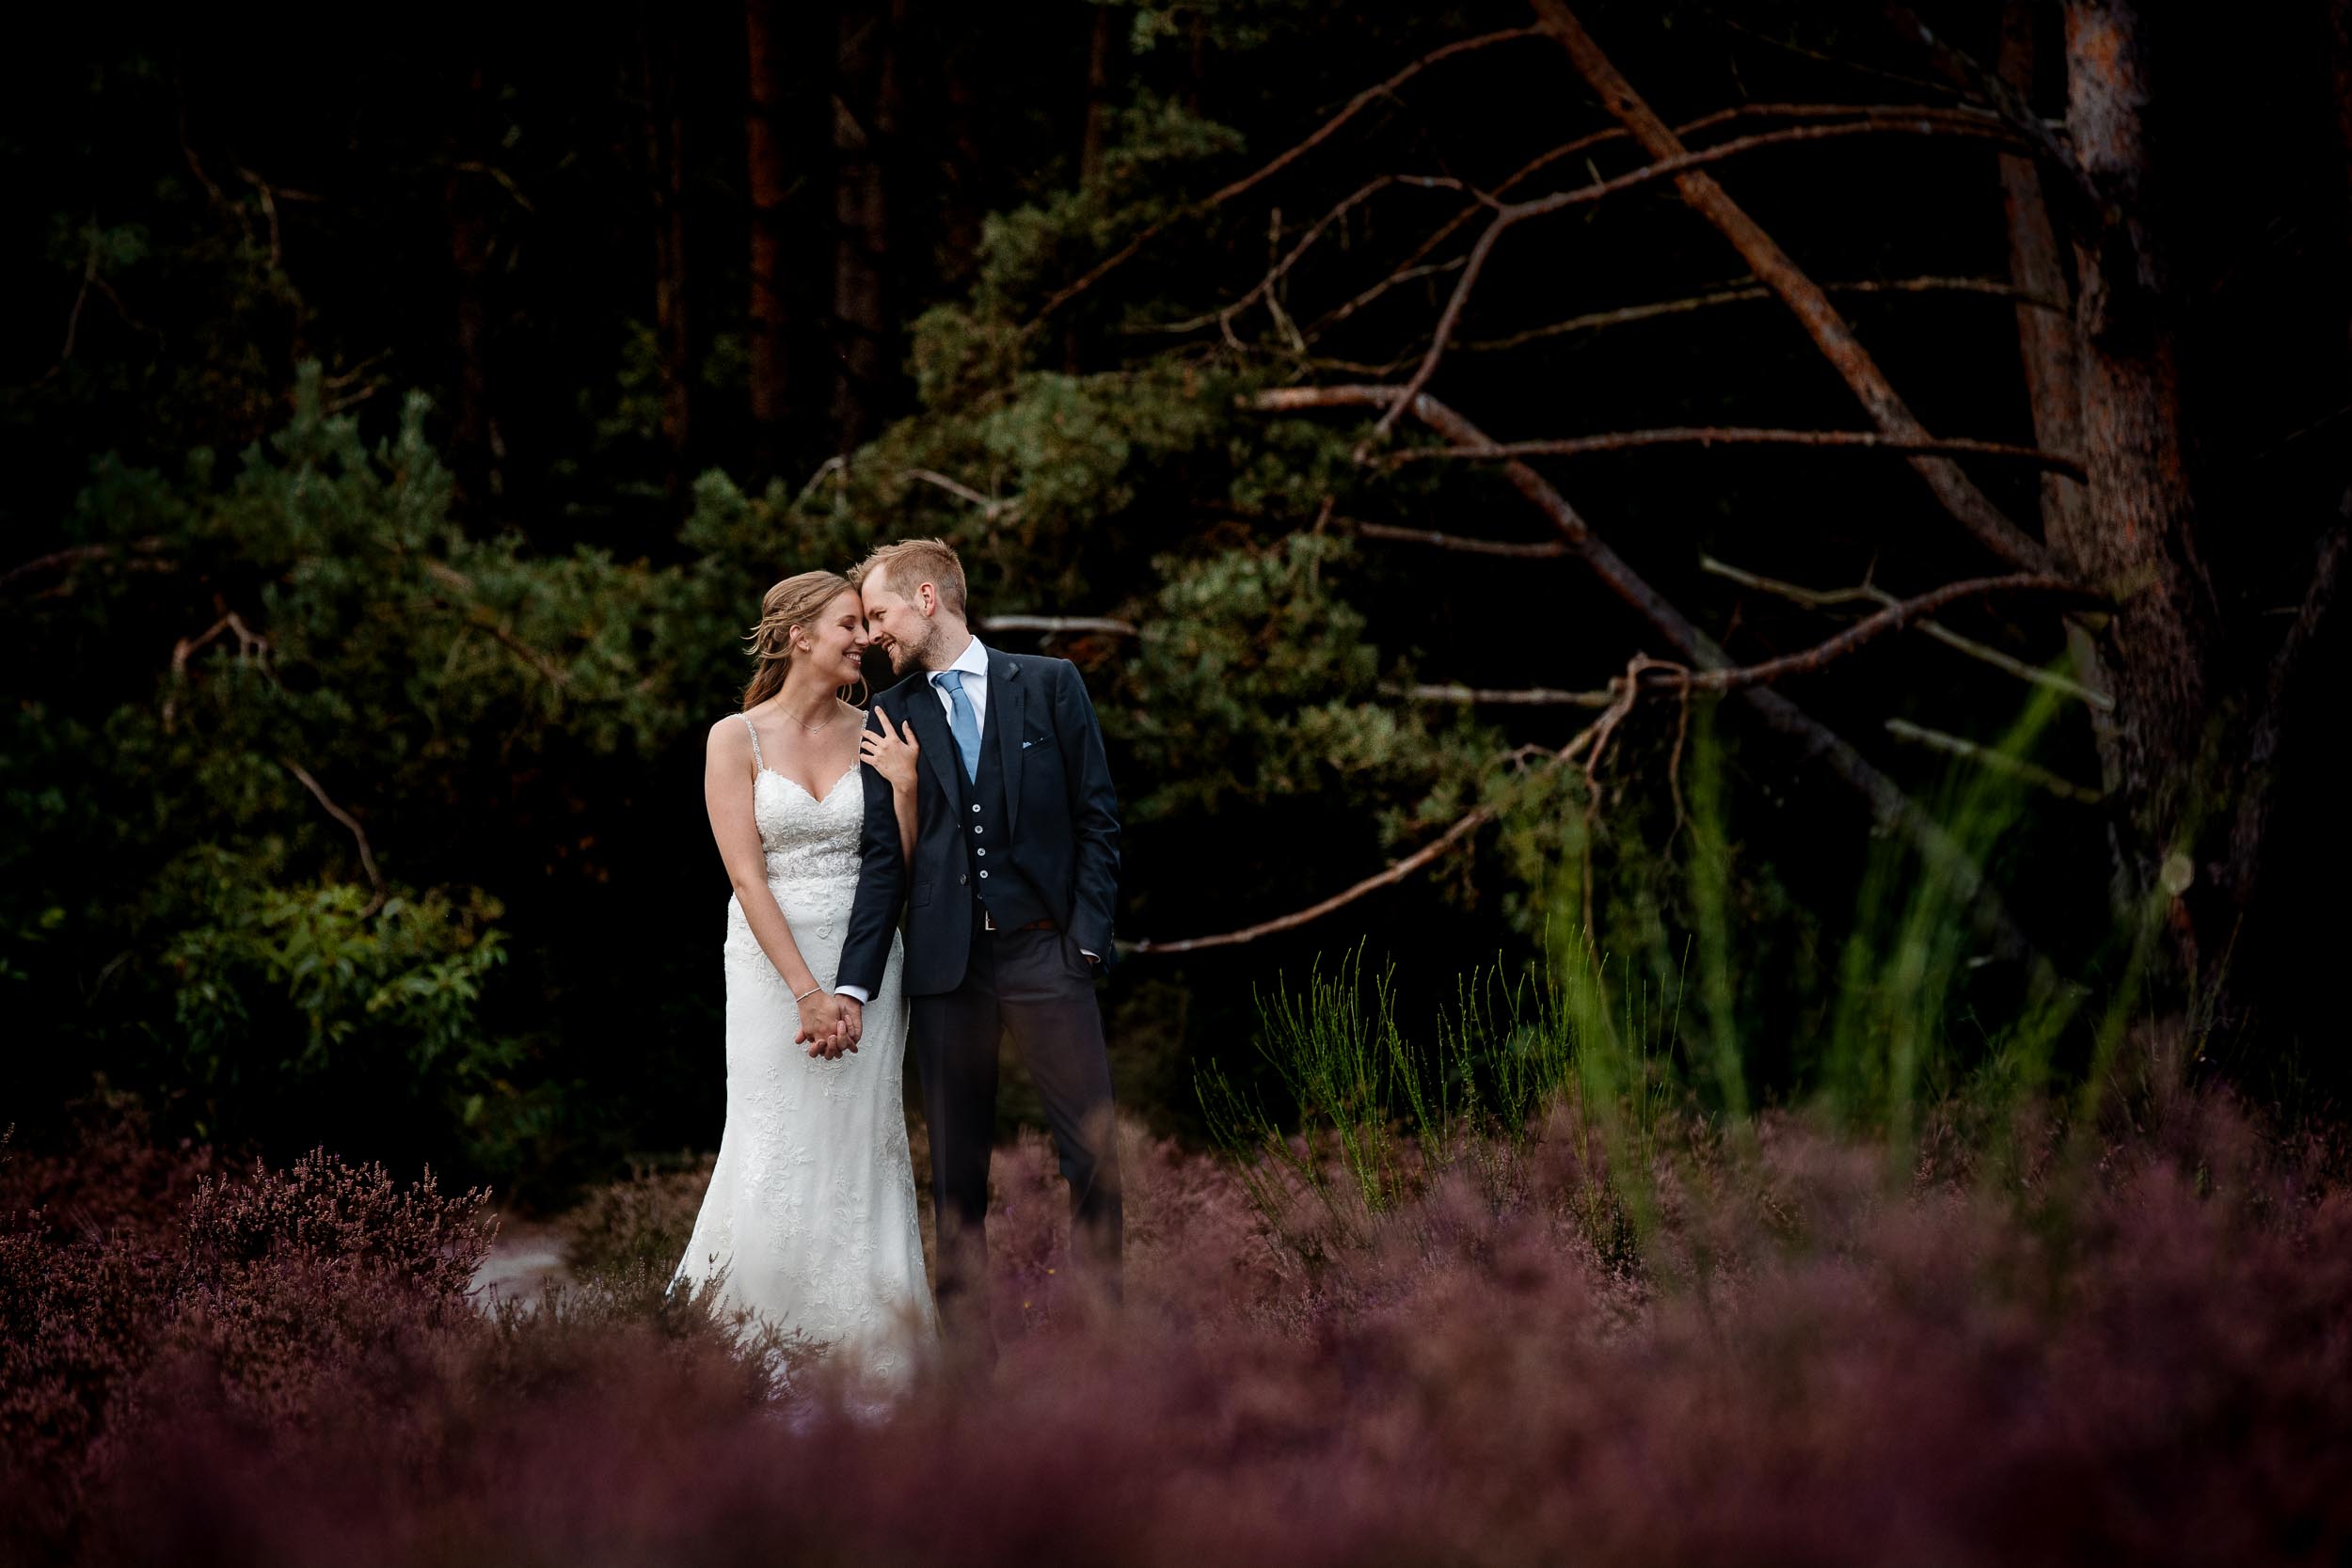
707, 711, 756, 751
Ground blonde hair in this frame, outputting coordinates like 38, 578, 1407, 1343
850, 537, 968, 618
742, 570, 857, 711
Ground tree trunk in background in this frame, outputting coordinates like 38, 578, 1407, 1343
1080, 4, 1114, 182
1069, 5, 1118, 371
745, 0, 788, 481
832, 0, 901, 451
445, 63, 496, 504
640, 24, 692, 490
2061, 0, 2225, 974
1994, 1, 2129, 901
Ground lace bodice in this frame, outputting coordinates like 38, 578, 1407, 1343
753, 767, 863, 897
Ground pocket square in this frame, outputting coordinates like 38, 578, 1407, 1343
1021, 739, 1034, 749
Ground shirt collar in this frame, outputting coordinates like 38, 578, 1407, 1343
933, 635, 990, 684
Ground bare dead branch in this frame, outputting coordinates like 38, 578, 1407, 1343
1525, 0, 2054, 572
1124, 715, 1606, 955
1033, 27, 1541, 326
164, 610, 273, 731
1253, 381, 2039, 958
1883, 718, 2104, 803
905, 467, 1022, 520
1357, 113, 2026, 455
1701, 553, 2113, 707
1350, 520, 1569, 558
1387, 681, 1615, 707
980, 614, 1139, 638
1667, 572, 2099, 691
1305, 103, 2011, 341
2, 537, 168, 594
1462, 274, 2062, 352
282, 759, 389, 917
1389, 425, 2085, 480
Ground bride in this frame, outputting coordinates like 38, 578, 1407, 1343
670, 569, 937, 1386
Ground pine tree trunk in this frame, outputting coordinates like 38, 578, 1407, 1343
640, 25, 693, 488
1994, 1, 2129, 901
831, 0, 901, 451
445, 63, 496, 505
2061, 0, 2226, 968
1080, 4, 1114, 183
745, 0, 788, 480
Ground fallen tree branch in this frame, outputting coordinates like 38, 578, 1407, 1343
1124, 716, 1606, 956
1388, 681, 1615, 707
282, 759, 389, 917
1254, 380, 2039, 958
1397, 571, 2097, 706
1387, 425, 2085, 480
1525, 0, 2054, 572
1702, 553, 2114, 707
1667, 572, 2100, 690
980, 614, 1138, 638
1351, 520, 1568, 557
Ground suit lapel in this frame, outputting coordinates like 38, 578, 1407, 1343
994, 657, 1025, 837
900, 682, 963, 808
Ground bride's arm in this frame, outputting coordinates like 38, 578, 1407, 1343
704, 717, 837, 1047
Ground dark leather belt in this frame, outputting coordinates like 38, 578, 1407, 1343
981, 911, 1056, 933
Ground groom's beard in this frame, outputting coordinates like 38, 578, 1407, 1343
883, 621, 936, 675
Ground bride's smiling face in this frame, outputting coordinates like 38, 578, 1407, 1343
799, 588, 871, 685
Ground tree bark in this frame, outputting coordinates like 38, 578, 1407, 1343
745, 0, 788, 479
2060, 0, 2224, 955
1994, 1, 2130, 896
444, 63, 496, 504
1080, 4, 1115, 183
832, 0, 902, 451
640, 24, 693, 488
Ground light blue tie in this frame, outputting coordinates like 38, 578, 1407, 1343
934, 669, 981, 783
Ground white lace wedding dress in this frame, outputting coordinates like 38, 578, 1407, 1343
671, 716, 936, 1386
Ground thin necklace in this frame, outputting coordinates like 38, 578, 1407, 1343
782, 692, 834, 734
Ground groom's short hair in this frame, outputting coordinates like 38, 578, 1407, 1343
852, 538, 968, 618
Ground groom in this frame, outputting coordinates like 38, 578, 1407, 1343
834, 538, 1122, 1343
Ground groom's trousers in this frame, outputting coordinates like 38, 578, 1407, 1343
911, 921, 1122, 1340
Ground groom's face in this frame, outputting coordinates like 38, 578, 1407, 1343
860, 579, 934, 675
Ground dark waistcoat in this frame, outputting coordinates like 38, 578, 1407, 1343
958, 688, 1052, 931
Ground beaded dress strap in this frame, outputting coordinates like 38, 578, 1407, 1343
739, 712, 765, 770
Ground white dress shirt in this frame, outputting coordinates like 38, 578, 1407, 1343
930, 634, 991, 732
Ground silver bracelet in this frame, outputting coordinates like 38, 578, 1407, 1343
792, 984, 823, 1003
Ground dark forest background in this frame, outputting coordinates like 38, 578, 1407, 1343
7, 0, 2348, 1206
